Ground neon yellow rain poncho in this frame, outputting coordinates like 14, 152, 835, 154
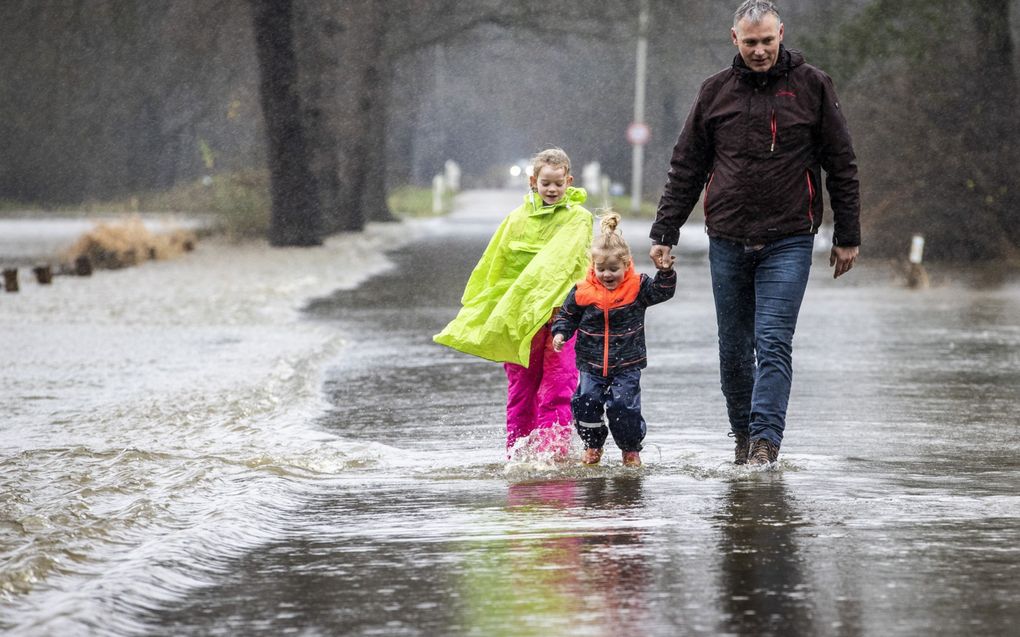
434, 187, 593, 367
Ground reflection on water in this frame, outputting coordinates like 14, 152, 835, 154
460, 477, 650, 637
714, 477, 812, 637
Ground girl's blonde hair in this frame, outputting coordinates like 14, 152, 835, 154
530, 147, 571, 178
592, 211, 631, 265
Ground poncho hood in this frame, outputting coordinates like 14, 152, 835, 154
523, 186, 588, 213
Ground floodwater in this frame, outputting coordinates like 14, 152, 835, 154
2, 192, 1019, 636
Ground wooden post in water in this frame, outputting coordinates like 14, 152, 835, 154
33, 265, 53, 284
75, 256, 93, 276
907, 234, 929, 289
3, 268, 18, 292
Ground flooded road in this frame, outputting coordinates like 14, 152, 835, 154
160, 192, 1020, 636
3, 191, 1019, 635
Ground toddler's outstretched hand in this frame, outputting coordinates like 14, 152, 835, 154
650, 244, 675, 271
552, 333, 565, 352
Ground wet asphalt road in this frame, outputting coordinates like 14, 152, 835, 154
149, 190, 1020, 637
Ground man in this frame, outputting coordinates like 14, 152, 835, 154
649, 0, 860, 466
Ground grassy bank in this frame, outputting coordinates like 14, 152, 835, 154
8, 176, 674, 239
0, 171, 271, 238
387, 185, 453, 217
605, 194, 657, 218
116, 175, 451, 234
136, 178, 451, 228
590, 194, 705, 224
2, 173, 455, 238
134, 171, 271, 239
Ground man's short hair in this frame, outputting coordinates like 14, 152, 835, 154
733, 0, 781, 27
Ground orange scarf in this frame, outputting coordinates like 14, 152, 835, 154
575, 262, 641, 309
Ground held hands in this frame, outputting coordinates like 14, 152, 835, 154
650, 244, 676, 271
830, 245, 859, 279
552, 333, 565, 352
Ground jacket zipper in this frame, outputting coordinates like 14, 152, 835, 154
805, 170, 815, 227
704, 171, 715, 219
601, 306, 610, 376
770, 108, 777, 152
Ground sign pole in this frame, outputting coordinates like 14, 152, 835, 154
630, 0, 650, 214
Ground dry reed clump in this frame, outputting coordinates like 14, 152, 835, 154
63, 216, 197, 270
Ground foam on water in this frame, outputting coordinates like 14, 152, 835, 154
0, 220, 430, 633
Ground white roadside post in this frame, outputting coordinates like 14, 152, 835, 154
444, 160, 461, 193
432, 174, 446, 214
582, 162, 602, 197
907, 234, 929, 289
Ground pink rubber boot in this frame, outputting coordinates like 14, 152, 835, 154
504, 330, 546, 454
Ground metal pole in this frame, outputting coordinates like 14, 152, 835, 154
630, 0, 649, 214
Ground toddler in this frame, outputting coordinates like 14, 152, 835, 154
552, 212, 676, 466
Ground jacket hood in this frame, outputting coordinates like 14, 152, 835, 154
732, 45, 804, 83
525, 186, 587, 212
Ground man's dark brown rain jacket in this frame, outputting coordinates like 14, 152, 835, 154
651, 46, 861, 248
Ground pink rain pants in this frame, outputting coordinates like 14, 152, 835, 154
503, 324, 578, 456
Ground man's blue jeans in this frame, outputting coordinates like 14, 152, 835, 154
708, 235, 814, 446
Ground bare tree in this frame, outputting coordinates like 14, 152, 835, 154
250, 0, 323, 246
356, 2, 398, 223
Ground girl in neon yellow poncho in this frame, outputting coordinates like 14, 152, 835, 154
434, 149, 593, 458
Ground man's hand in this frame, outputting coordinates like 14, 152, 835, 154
650, 244, 674, 271
552, 333, 565, 352
830, 245, 859, 279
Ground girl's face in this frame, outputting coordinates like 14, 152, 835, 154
593, 251, 628, 291
530, 164, 572, 205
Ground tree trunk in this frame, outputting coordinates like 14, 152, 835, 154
971, 0, 1020, 244
327, 0, 384, 232
360, 3, 398, 223
360, 79, 399, 223
293, 1, 355, 235
250, 0, 323, 246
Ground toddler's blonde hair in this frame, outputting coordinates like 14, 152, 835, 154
591, 211, 631, 265
530, 148, 571, 178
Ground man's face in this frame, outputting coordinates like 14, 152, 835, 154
731, 14, 784, 73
